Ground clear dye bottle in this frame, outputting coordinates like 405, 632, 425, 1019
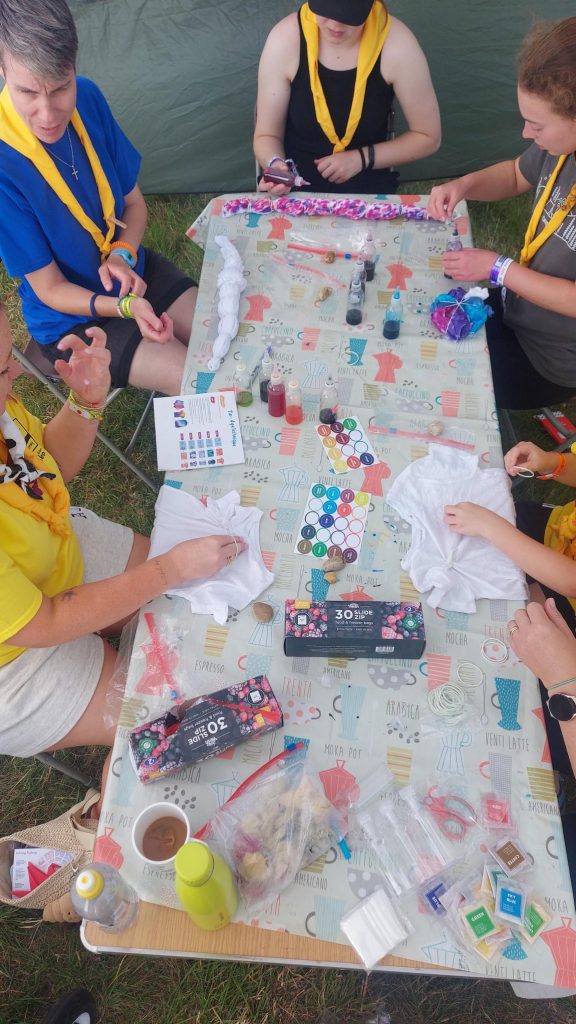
319, 375, 339, 425
360, 232, 376, 281
285, 378, 304, 424
267, 367, 286, 417
383, 288, 403, 340
444, 226, 463, 279
71, 863, 139, 933
346, 275, 364, 326
259, 350, 273, 402
354, 257, 367, 293
233, 359, 253, 406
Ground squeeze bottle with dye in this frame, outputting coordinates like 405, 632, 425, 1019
233, 359, 253, 406
354, 257, 367, 293
360, 233, 376, 281
259, 350, 273, 402
71, 863, 139, 932
319, 375, 338, 425
267, 367, 286, 417
346, 276, 364, 326
175, 839, 238, 930
444, 226, 463, 279
285, 378, 304, 424
383, 289, 402, 340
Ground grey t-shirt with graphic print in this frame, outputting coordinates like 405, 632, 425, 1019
503, 144, 576, 386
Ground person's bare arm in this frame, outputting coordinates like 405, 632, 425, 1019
99, 184, 148, 296
444, 503, 576, 598
443, 249, 576, 319
253, 15, 300, 185
427, 157, 532, 220
376, 18, 441, 166
7, 536, 247, 649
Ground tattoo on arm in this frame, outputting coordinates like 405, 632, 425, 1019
154, 558, 170, 589
58, 589, 78, 602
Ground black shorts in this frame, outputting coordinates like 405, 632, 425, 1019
486, 289, 576, 410
38, 249, 196, 388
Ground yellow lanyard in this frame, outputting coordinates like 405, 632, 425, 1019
299, 2, 390, 153
520, 154, 576, 265
0, 85, 116, 257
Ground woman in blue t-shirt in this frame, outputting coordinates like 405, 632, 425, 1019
0, 0, 195, 395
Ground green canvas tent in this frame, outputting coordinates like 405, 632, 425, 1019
72, 0, 575, 194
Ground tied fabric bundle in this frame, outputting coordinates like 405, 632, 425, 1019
430, 287, 492, 342
222, 196, 429, 221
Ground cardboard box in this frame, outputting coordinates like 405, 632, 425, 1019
129, 676, 283, 783
283, 600, 426, 659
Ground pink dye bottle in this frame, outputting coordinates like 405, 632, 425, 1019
267, 368, 286, 417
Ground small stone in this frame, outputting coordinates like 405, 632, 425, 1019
324, 557, 345, 572
427, 420, 444, 437
253, 602, 274, 622
316, 286, 333, 303
323, 251, 336, 264
324, 572, 338, 584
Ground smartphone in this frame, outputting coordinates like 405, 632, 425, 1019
262, 165, 295, 187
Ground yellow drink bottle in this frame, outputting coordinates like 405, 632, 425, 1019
174, 839, 238, 930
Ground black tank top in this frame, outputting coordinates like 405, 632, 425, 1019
284, 8, 398, 194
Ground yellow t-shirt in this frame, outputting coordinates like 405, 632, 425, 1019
545, 499, 576, 611
0, 396, 83, 666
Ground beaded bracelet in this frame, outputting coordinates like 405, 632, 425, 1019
537, 452, 566, 480
117, 292, 138, 319
67, 390, 105, 422
489, 255, 513, 287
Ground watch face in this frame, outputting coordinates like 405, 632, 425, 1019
548, 693, 576, 722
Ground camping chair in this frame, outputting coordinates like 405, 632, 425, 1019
13, 338, 158, 492
35, 752, 97, 788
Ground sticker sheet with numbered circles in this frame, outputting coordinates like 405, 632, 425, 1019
294, 482, 370, 561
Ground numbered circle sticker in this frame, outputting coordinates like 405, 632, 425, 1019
355, 491, 370, 506
312, 483, 326, 498
297, 539, 312, 554
312, 541, 328, 558
342, 418, 357, 430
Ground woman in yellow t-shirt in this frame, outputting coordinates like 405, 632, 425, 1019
0, 308, 248, 793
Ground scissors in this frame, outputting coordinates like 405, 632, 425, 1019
423, 785, 477, 841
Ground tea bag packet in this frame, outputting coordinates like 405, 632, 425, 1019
494, 876, 529, 927
459, 898, 499, 944
518, 898, 552, 945
489, 836, 533, 877
480, 793, 513, 832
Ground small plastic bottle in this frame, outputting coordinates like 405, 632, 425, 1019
444, 226, 463, 279
383, 288, 403, 340
267, 367, 286, 417
71, 863, 139, 933
175, 839, 238, 931
360, 233, 376, 281
285, 378, 304, 424
319, 375, 339, 425
259, 350, 273, 402
346, 276, 364, 326
354, 257, 367, 293
233, 359, 253, 406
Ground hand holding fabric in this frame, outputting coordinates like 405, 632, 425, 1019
444, 501, 503, 539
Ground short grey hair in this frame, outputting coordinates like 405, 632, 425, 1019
0, 0, 78, 79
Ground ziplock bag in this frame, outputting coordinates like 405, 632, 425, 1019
203, 744, 347, 910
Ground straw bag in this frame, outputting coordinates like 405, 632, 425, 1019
0, 789, 99, 911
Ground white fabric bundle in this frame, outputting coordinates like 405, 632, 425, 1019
386, 445, 528, 612
207, 236, 246, 372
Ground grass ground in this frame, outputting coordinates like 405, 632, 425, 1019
1, 184, 576, 1024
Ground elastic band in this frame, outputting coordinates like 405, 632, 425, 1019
481, 637, 509, 665
538, 452, 566, 481
456, 662, 485, 689
367, 144, 375, 172
268, 155, 286, 168
359, 147, 367, 172
547, 676, 576, 693
89, 293, 99, 319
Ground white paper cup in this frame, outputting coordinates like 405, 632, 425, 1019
132, 802, 190, 866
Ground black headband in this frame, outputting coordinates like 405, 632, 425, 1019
308, 0, 374, 27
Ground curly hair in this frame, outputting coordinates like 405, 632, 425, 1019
518, 18, 576, 119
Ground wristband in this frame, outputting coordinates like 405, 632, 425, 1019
109, 240, 138, 267
359, 147, 367, 172
547, 676, 576, 693
489, 255, 513, 287
67, 390, 105, 422
537, 452, 566, 480
117, 292, 138, 319
89, 293, 100, 319
367, 144, 375, 172
109, 247, 136, 269
268, 155, 286, 168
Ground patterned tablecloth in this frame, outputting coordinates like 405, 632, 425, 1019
96, 194, 576, 986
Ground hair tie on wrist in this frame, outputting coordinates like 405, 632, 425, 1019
359, 147, 367, 172
367, 144, 375, 172
89, 293, 100, 319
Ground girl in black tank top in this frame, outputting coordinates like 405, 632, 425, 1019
284, 9, 398, 193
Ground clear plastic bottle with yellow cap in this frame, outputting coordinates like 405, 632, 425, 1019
70, 862, 139, 932
174, 839, 238, 930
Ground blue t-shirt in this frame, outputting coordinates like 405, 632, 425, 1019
0, 76, 144, 343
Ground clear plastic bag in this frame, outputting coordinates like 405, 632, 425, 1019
205, 746, 347, 911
